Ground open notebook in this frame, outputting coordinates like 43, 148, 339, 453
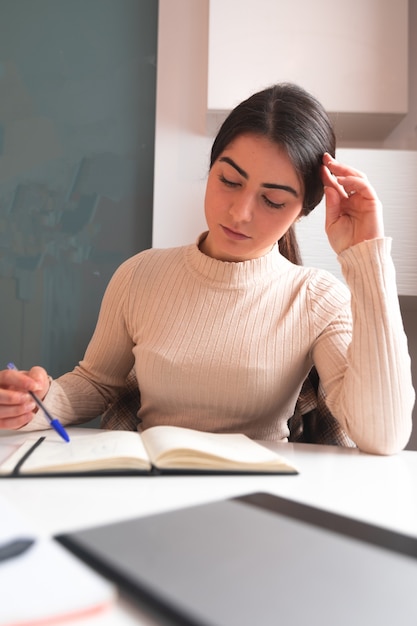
0, 426, 298, 476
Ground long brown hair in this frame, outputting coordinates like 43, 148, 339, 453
278, 227, 302, 265
209, 83, 336, 265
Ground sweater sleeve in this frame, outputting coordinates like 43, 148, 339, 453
25, 254, 141, 428
312, 238, 415, 455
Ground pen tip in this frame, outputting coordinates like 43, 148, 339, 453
51, 419, 70, 443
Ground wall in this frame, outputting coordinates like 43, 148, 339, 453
153, 0, 417, 449
0, 0, 157, 377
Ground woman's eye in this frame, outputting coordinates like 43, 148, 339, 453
263, 195, 285, 209
219, 174, 240, 188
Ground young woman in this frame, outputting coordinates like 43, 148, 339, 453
0, 83, 414, 454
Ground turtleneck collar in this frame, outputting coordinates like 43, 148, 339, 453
183, 232, 292, 289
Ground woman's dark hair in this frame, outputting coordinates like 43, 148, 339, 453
209, 83, 336, 264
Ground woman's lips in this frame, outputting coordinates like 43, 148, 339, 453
221, 225, 251, 241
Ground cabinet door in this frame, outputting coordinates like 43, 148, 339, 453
208, 0, 408, 139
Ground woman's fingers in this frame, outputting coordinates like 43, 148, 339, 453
0, 366, 49, 430
321, 153, 384, 253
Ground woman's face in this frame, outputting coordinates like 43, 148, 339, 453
202, 134, 304, 262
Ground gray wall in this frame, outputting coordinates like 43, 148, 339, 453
0, 0, 157, 377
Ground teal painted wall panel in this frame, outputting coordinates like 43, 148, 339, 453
0, 0, 157, 376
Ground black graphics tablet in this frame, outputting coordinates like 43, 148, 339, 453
55, 492, 417, 626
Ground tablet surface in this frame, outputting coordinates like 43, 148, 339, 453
56, 492, 417, 626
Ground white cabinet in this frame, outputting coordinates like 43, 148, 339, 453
208, 0, 408, 140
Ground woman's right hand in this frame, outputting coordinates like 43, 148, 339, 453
0, 366, 50, 430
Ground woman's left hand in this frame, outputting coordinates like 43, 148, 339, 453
321, 153, 384, 255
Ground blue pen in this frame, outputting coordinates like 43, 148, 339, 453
7, 363, 70, 443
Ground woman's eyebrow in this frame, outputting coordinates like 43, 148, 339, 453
219, 156, 248, 178
219, 156, 299, 197
262, 182, 299, 197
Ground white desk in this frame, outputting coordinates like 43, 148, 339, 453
1, 433, 417, 625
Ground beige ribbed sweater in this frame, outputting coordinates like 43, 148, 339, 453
32, 235, 414, 454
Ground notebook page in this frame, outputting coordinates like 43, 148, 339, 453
142, 425, 294, 469
0, 429, 151, 474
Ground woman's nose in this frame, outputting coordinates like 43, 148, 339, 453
229, 194, 253, 222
